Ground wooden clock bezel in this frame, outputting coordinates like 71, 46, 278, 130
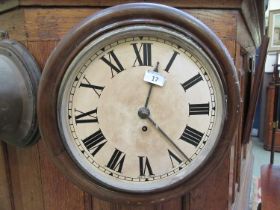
38, 3, 240, 204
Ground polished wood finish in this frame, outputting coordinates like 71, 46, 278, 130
18, 0, 241, 8
0, 1, 263, 209
264, 85, 280, 152
243, 36, 269, 144
0, 0, 264, 47
7, 144, 44, 210
261, 165, 280, 210
0, 143, 13, 210
231, 142, 253, 210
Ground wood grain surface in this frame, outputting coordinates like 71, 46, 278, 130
190, 153, 230, 210
18, 0, 242, 8
0, 143, 13, 210
7, 144, 44, 210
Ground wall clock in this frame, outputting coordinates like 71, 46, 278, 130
38, 3, 240, 204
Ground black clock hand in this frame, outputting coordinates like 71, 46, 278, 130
146, 115, 190, 162
144, 62, 159, 108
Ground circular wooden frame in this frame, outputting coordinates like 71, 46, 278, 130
38, 3, 240, 204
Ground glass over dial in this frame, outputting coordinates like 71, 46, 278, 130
58, 26, 225, 192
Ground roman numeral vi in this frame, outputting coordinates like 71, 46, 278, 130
138, 156, 154, 176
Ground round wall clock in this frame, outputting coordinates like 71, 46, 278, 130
38, 3, 240, 204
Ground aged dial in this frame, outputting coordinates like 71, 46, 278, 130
58, 26, 225, 192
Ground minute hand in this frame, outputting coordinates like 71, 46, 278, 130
147, 115, 190, 162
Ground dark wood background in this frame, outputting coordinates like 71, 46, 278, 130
0, 0, 264, 210
264, 85, 280, 152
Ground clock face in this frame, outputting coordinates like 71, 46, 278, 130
58, 26, 225, 192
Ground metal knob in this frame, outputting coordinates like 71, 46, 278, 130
0, 39, 41, 147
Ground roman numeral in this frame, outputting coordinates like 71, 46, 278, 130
181, 73, 203, 91
132, 43, 152, 66
80, 76, 104, 97
100, 50, 124, 77
106, 149, 126, 173
138, 156, 154, 176
189, 103, 210, 115
168, 150, 183, 168
75, 108, 98, 124
82, 129, 107, 157
180, 126, 204, 147
165, 51, 179, 72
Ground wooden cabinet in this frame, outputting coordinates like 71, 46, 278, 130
264, 84, 280, 152
0, 1, 264, 210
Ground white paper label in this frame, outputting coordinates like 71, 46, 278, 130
144, 70, 166, 87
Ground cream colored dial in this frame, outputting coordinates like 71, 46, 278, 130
58, 26, 225, 192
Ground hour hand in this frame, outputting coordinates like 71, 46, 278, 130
143, 62, 159, 108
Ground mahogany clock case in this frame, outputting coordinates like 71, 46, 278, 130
38, 3, 240, 204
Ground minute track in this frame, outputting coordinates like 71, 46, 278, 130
63, 32, 221, 192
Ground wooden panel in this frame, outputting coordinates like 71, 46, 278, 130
187, 10, 237, 40
223, 39, 236, 60
156, 197, 182, 210
261, 165, 280, 210
229, 133, 238, 206
0, 143, 13, 210
190, 151, 231, 210
92, 198, 113, 210
0, 9, 26, 41
24, 8, 97, 41
19, 0, 242, 8
38, 141, 86, 210
114, 203, 156, 210
93, 195, 187, 210
7, 144, 45, 210
231, 144, 253, 210
0, 0, 262, 48
84, 193, 92, 210
26, 41, 57, 70
92, 197, 157, 210
23, 8, 239, 43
